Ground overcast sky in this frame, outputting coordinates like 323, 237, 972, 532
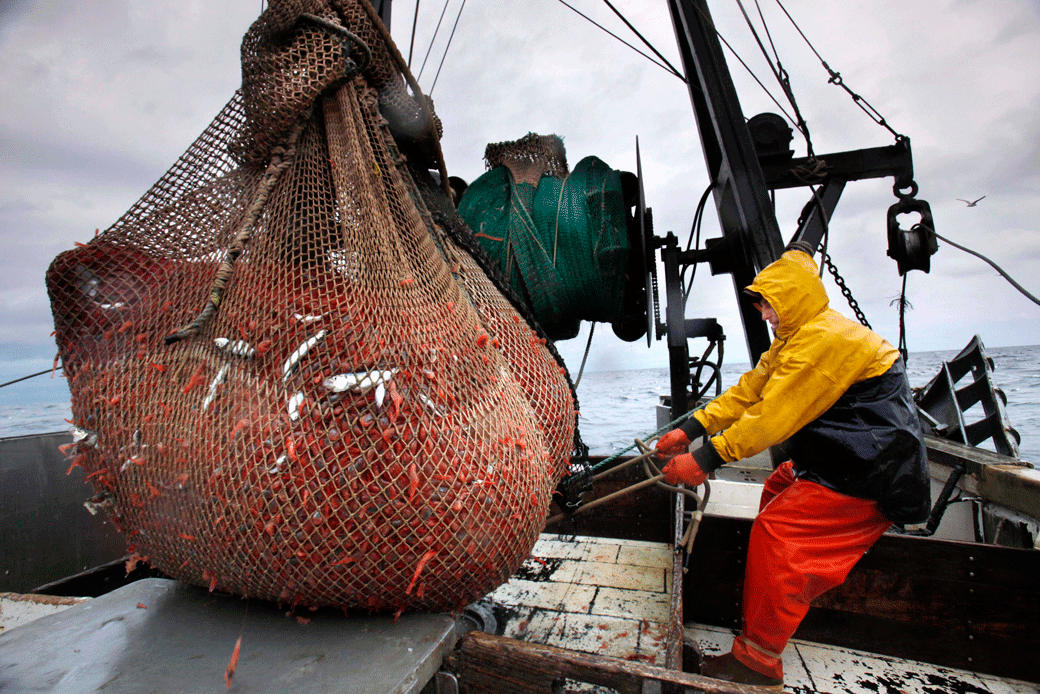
2, 0, 1039, 403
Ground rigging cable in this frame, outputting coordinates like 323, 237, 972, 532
599, 0, 685, 78
415, 0, 451, 82
704, 20, 798, 128
555, 0, 686, 82
734, 0, 814, 155
407, 0, 421, 68
428, 0, 467, 95
772, 0, 907, 144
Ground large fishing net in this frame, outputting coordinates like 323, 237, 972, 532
46, 0, 579, 613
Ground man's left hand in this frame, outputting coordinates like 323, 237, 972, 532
661, 443, 725, 486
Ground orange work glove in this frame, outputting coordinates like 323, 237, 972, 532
662, 453, 707, 486
655, 428, 691, 460
662, 443, 725, 487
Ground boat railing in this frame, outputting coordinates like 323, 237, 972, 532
915, 334, 1020, 458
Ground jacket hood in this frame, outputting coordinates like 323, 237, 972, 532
747, 249, 829, 340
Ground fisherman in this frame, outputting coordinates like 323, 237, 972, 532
655, 242, 931, 690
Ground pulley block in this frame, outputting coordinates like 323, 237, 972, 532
887, 196, 938, 275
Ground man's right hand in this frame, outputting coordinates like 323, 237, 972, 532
655, 428, 691, 461
662, 450, 709, 487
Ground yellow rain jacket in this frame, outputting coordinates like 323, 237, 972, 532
688, 249, 930, 523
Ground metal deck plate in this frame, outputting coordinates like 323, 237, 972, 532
0, 578, 456, 693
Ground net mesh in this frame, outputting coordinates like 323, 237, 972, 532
46, 0, 576, 613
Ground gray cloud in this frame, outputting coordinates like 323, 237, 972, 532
2, 0, 1039, 392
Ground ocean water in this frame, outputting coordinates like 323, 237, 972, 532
1, 346, 1037, 463
571, 345, 1040, 463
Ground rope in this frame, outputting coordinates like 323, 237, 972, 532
573, 323, 596, 389
896, 273, 910, 363
0, 368, 59, 389
165, 109, 312, 345
298, 13, 372, 72
932, 229, 1040, 307
356, 0, 453, 201
588, 405, 702, 473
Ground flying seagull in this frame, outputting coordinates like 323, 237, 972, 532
957, 196, 986, 207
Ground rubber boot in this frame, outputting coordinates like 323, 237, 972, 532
701, 652, 784, 691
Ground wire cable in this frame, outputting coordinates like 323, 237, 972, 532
555, 0, 686, 82
772, 0, 906, 143
407, 0, 421, 68
600, 0, 685, 78
710, 26, 797, 127
429, 0, 467, 95
573, 323, 596, 388
416, 0, 451, 82
734, 0, 813, 155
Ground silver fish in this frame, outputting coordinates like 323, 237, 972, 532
322, 369, 397, 394
268, 455, 288, 475
201, 364, 230, 410
282, 330, 327, 381
288, 391, 306, 421
70, 426, 97, 447
214, 337, 256, 358
418, 392, 444, 416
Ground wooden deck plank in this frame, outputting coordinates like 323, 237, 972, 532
484, 533, 675, 668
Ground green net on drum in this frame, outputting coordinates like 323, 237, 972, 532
457, 133, 633, 341
45, 0, 578, 613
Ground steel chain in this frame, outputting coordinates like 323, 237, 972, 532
820, 251, 871, 329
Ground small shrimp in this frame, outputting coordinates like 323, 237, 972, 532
183, 363, 206, 393
224, 635, 242, 689
406, 550, 437, 595
407, 463, 418, 503
230, 418, 250, 440
388, 380, 403, 421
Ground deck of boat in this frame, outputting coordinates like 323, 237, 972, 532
483, 533, 1040, 694
3, 531, 1039, 692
